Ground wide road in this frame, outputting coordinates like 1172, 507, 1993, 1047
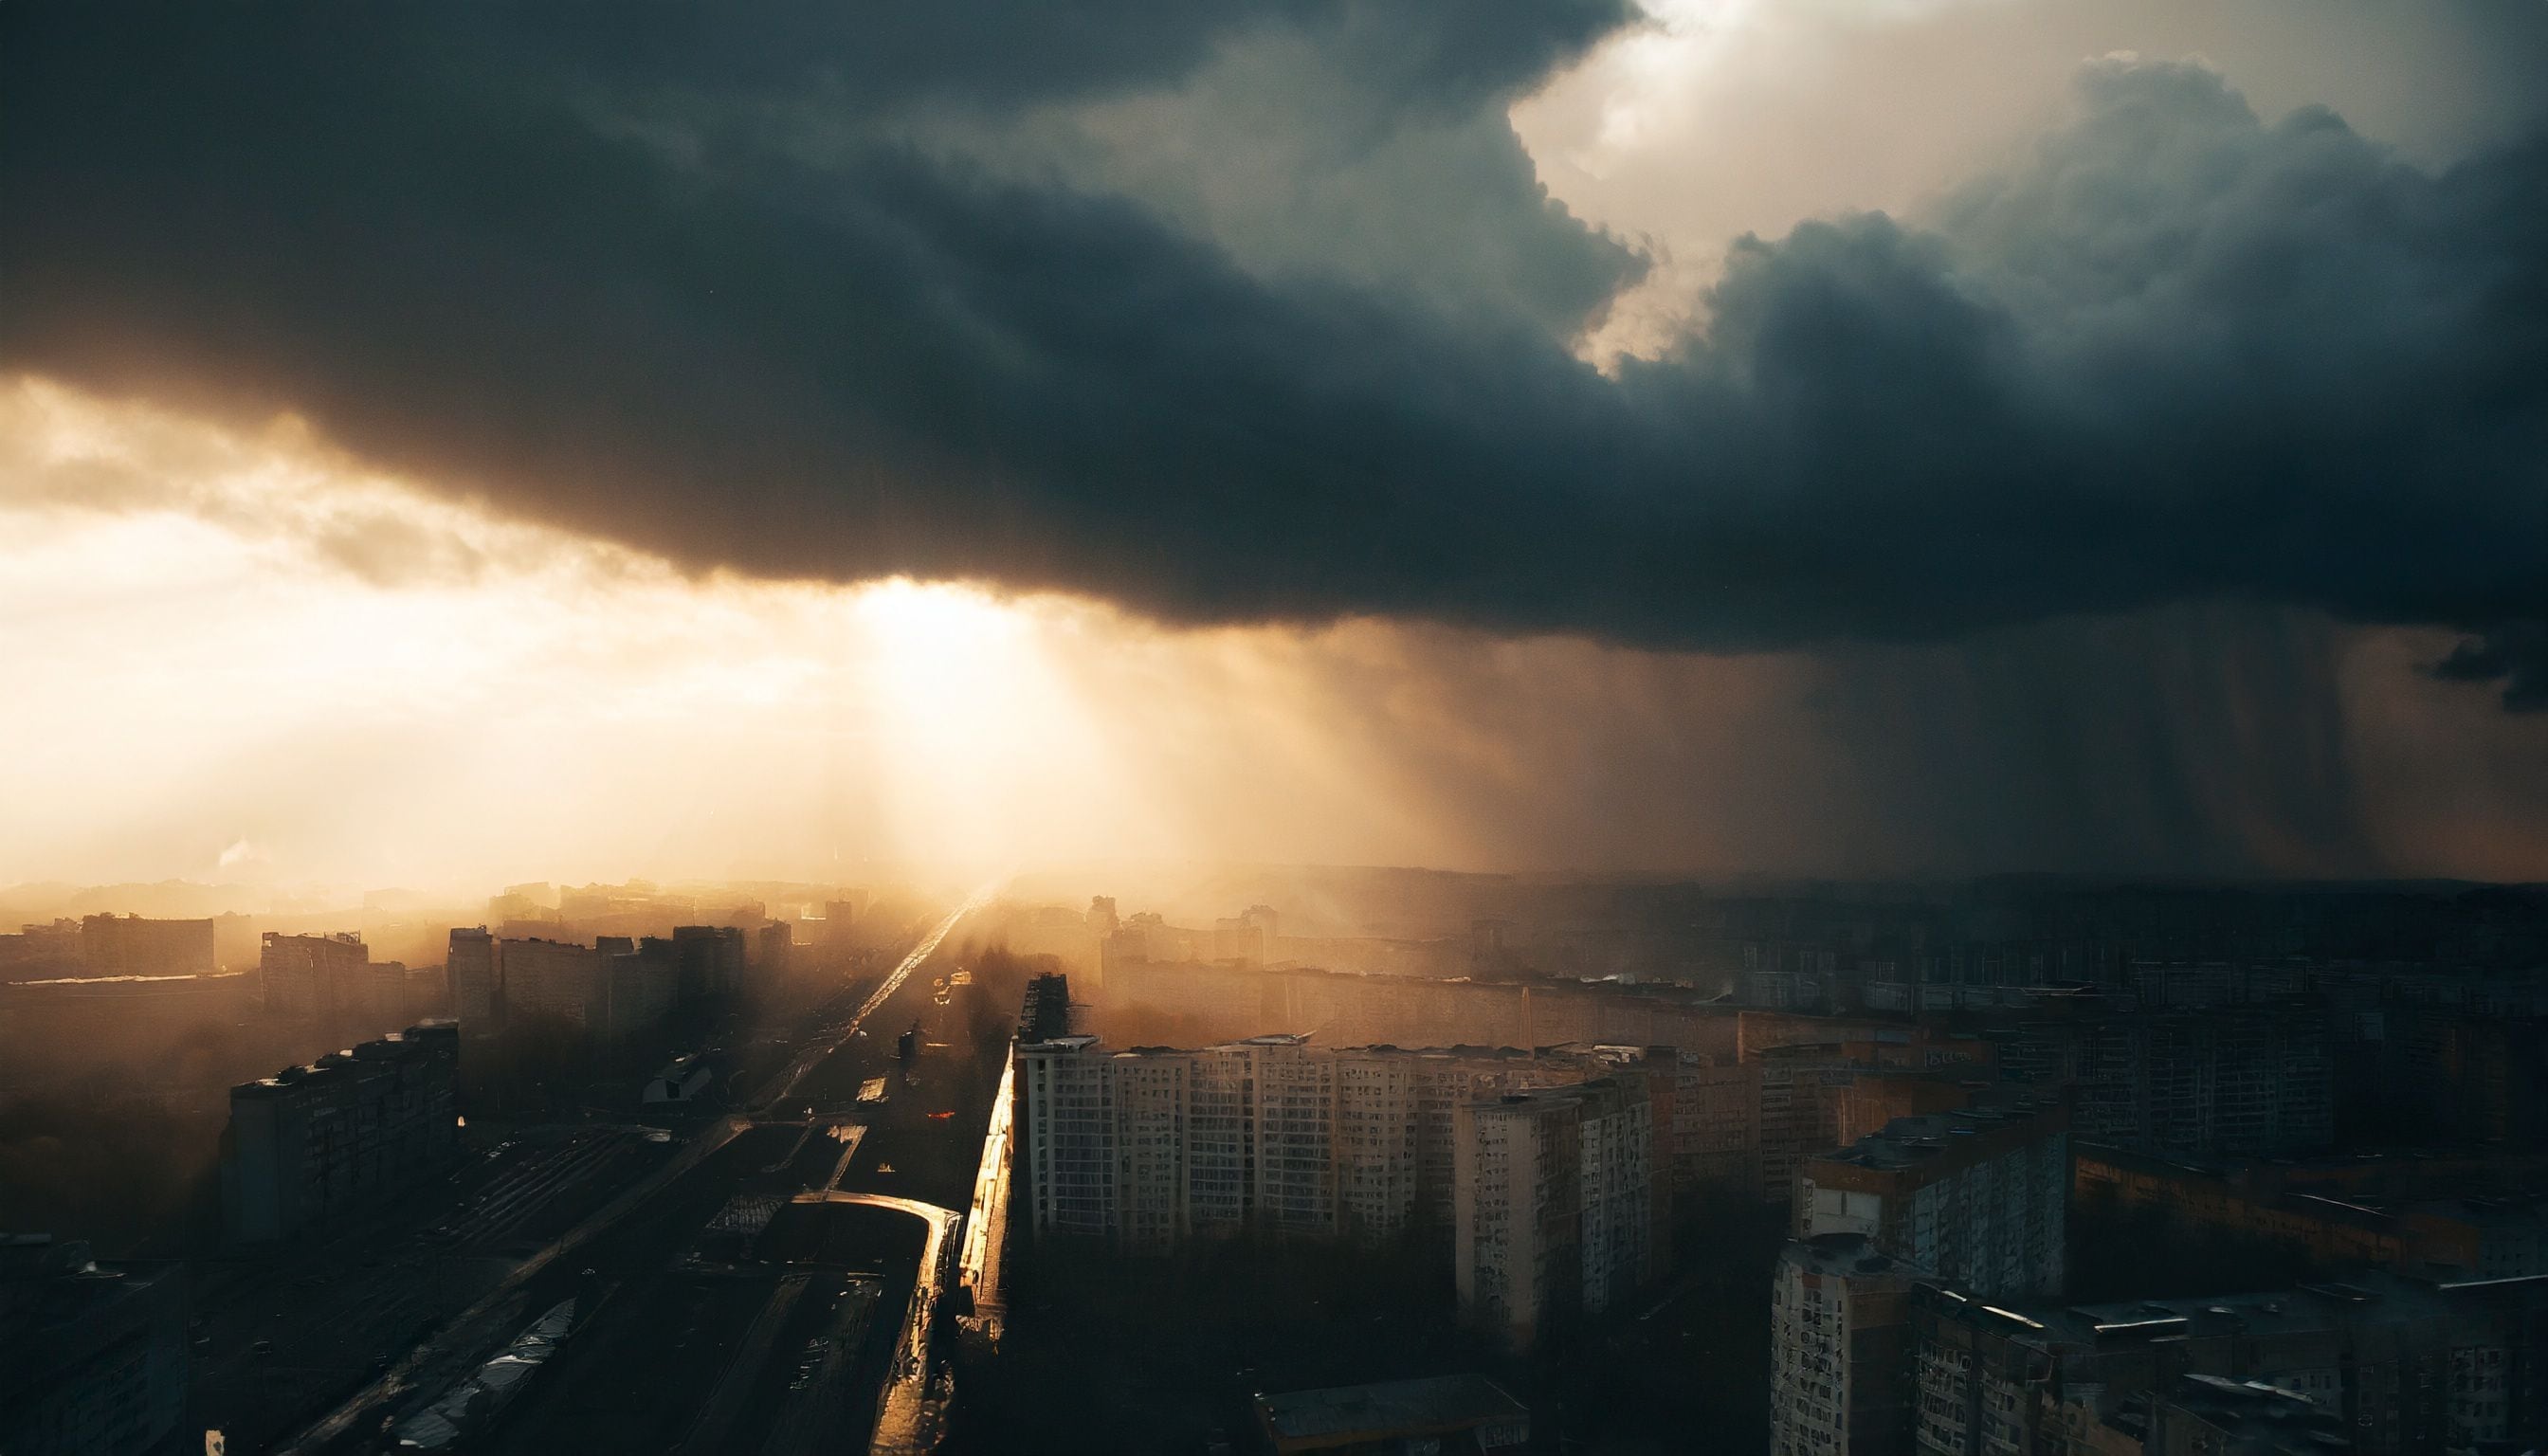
279, 887, 1008, 1456
752, 885, 994, 1116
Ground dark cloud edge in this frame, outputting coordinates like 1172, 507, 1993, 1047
2, 8, 2543, 707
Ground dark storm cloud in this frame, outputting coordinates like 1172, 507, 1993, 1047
2431, 624, 2548, 714
3, 9, 2542, 687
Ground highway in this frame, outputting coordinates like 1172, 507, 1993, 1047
753, 885, 994, 1115
272, 885, 1014, 1456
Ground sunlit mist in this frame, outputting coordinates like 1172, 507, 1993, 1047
4, 378, 2544, 893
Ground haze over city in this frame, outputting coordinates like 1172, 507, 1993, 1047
4, 2, 2546, 1455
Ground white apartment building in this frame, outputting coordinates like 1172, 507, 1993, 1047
1113, 1047, 1192, 1251
1020, 1034, 1117, 1239
1452, 1078, 1658, 1351
1334, 1050, 1415, 1238
1188, 1042, 1255, 1234
1455, 1091, 1581, 1351
1015, 1034, 1622, 1256
1254, 1036, 1338, 1234
1771, 1234, 1920, 1456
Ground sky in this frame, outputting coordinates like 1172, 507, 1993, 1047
2, 0, 2544, 893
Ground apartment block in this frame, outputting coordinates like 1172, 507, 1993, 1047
454, 933, 680, 1047
668, 924, 745, 999
1670, 1052, 1765, 1195
2402, 1010, 2548, 1149
1455, 1091, 1582, 1350
78, 914, 215, 978
0, 1236, 190, 1456
1020, 1034, 1117, 1240
221, 1021, 461, 1243
1796, 1101, 2069, 1301
1013, 1034, 1624, 1259
1770, 1233, 1920, 1456
259, 930, 371, 1027
1981, 1002, 2334, 1157
1452, 1078, 1656, 1351
447, 926, 500, 1030
1908, 1270, 2548, 1454
1759, 1044, 1884, 1204
1256, 1035, 1338, 1234
2075, 1143, 2548, 1280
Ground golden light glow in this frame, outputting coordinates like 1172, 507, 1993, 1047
5, 377, 2543, 891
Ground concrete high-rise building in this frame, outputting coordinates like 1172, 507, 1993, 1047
1015, 1034, 1599, 1256
1019, 1035, 1116, 1240
1112, 1046, 1192, 1251
1796, 1102, 2068, 1301
1080, 899, 1119, 992
1254, 1035, 1337, 1233
1578, 1079, 1657, 1307
1982, 1003, 2333, 1157
497, 936, 676, 1045
500, 937, 608, 1029
1187, 1041, 1256, 1235
1759, 1043, 1878, 1202
0, 1235, 190, 1456
259, 930, 371, 1028
607, 939, 680, 1039
78, 914, 215, 978
670, 924, 745, 999
222, 1022, 461, 1243
1770, 1234, 1920, 1456
1019, 972, 1075, 1044
755, 920, 792, 977
1455, 1091, 1581, 1352
1452, 1078, 1656, 1351
446, 926, 500, 1031
1333, 1046, 1437, 1240
821, 900, 859, 950
1907, 1269, 2548, 1454
1672, 1051, 1766, 1196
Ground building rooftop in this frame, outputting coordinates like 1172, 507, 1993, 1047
1923, 1267, 2511, 1354
1784, 1232, 1916, 1279
1814, 1103, 2055, 1172
0, 1234, 177, 1332
2163, 1374, 2352, 1450
231, 1021, 457, 1097
1255, 1373, 1525, 1447
1020, 1034, 1101, 1053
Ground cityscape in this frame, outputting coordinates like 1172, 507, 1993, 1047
6, 1, 2548, 1455
6, 877, 2547, 1452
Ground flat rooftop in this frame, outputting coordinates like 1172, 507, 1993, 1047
1258, 1373, 1525, 1447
